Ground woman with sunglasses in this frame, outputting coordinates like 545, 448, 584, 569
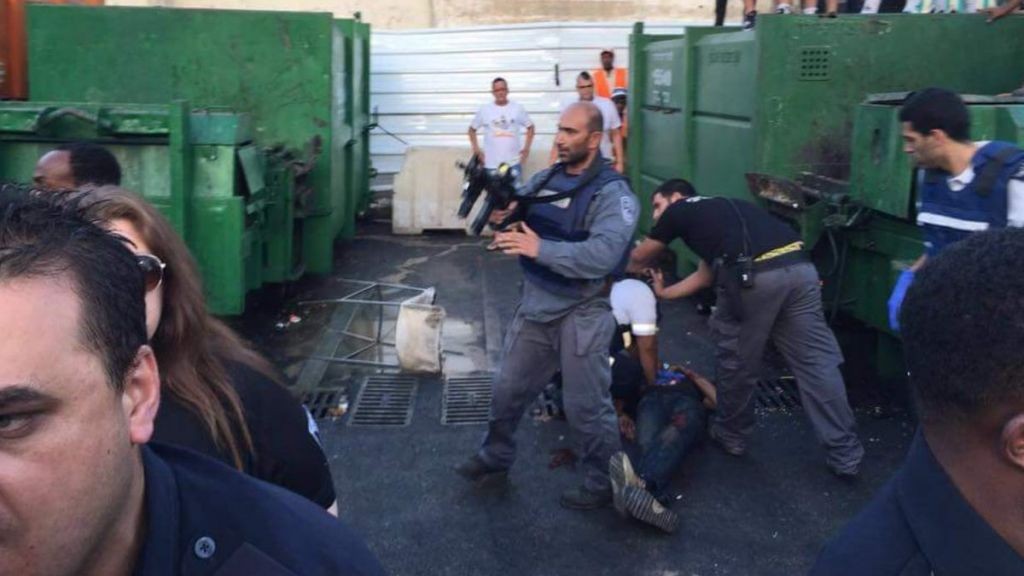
82, 186, 339, 515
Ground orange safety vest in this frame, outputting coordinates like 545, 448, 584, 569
593, 67, 627, 99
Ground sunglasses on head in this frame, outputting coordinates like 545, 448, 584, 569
136, 254, 166, 292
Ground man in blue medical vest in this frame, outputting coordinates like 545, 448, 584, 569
888, 88, 1024, 331
455, 102, 640, 511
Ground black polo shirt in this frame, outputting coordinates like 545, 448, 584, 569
811, 432, 1024, 575
133, 443, 384, 576
648, 196, 800, 263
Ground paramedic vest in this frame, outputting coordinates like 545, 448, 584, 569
917, 141, 1024, 255
520, 160, 628, 298
593, 68, 627, 99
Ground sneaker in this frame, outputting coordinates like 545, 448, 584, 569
454, 455, 508, 483
609, 452, 644, 517
776, 3, 792, 13
623, 486, 680, 534
560, 486, 613, 510
708, 426, 747, 457
829, 463, 860, 480
742, 10, 757, 30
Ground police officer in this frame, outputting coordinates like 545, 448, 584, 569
888, 88, 1024, 331
0, 188, 384, 576
814, 230, 1024, 575
629, 178, 863, 477
455, 102, 640, 510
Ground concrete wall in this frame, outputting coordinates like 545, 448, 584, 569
105, 0, 770, 29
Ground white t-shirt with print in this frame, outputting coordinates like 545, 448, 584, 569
470, 101, 533, 169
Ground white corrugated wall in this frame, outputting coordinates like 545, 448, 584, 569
369, 21, 700, 190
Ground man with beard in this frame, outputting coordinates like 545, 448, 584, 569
456, 102, 640, 511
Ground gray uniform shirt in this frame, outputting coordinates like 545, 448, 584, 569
518, 177, 639, 322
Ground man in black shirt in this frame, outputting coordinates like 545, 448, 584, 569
0, 188, 383, 576
629, 179, 863, 477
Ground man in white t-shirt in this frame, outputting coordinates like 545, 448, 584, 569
550, 72, 624, 173
468, 77, 535, 176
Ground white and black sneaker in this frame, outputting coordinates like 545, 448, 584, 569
623, 485, 680, 534
742, 10, 757, 30
609, 452, 642, 517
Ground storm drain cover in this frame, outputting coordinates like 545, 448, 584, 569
348, 375, 418, 427
755, 377, 802, 411
302, 380, 350, 420
443, 375, 493, 425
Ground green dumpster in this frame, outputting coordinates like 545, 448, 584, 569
0, 5, 372, 313
627, 15, 1024, 378
23, 5, 371, 275
0, 101, 300, 315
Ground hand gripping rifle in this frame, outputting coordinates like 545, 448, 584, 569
456, 155, 609, 235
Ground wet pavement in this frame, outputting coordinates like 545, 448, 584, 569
231, 223, 916, 576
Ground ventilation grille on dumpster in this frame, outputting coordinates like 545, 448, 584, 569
442, 375, 493, 426
798, 47, 831, 81
348, 375, 418, 427
754, 377, 802, 411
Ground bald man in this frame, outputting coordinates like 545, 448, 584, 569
456, 102, 640, 511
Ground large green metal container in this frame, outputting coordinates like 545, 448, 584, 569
24, 5, 371, 276
630, 16, 1024, 212
628, 15, 1024, 377
0, 101, 299, 315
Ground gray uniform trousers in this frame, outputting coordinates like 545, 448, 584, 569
708, 261, 864, 472
478, 299, 622, 492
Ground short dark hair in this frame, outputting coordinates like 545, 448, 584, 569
577, 71, 592, 82
492, 77, 507, 88
901, 228, 1024, 424
899, 88, 971, 142
55, 142, 122, 187
653, 178, 698, 199
0, 185, 146, 390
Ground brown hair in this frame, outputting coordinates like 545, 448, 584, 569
82, 186, 274, 469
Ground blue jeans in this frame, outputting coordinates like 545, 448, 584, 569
635, 387, 707, 498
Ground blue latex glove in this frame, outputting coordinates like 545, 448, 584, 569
888, 269, 915, 332
654, 368, 690, 387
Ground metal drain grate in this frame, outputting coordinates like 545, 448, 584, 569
755, 377, 802, 410
302, 380, 350, 420
348, 375, 418, 427
443, 375, 493, 425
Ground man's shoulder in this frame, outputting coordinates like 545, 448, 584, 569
151, 443, 384, 576
475, 102, 497, 114
811, 479, 929, 576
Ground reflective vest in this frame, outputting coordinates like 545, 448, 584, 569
917, 141, 1024, 255
520, 159, 628, 297
593, 67, 627, 99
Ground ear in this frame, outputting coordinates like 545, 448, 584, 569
1000, 414, 1024, 472
121, 345, 161, 445
588, 130, 603, 151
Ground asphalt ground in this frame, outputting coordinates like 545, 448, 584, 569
232, 223, 916, 576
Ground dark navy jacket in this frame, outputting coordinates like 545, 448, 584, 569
132, 443, 386, 576
811, 432, 1024, 576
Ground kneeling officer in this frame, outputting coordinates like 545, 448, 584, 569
629, 179, 863, 477
456, 102, 640, 510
